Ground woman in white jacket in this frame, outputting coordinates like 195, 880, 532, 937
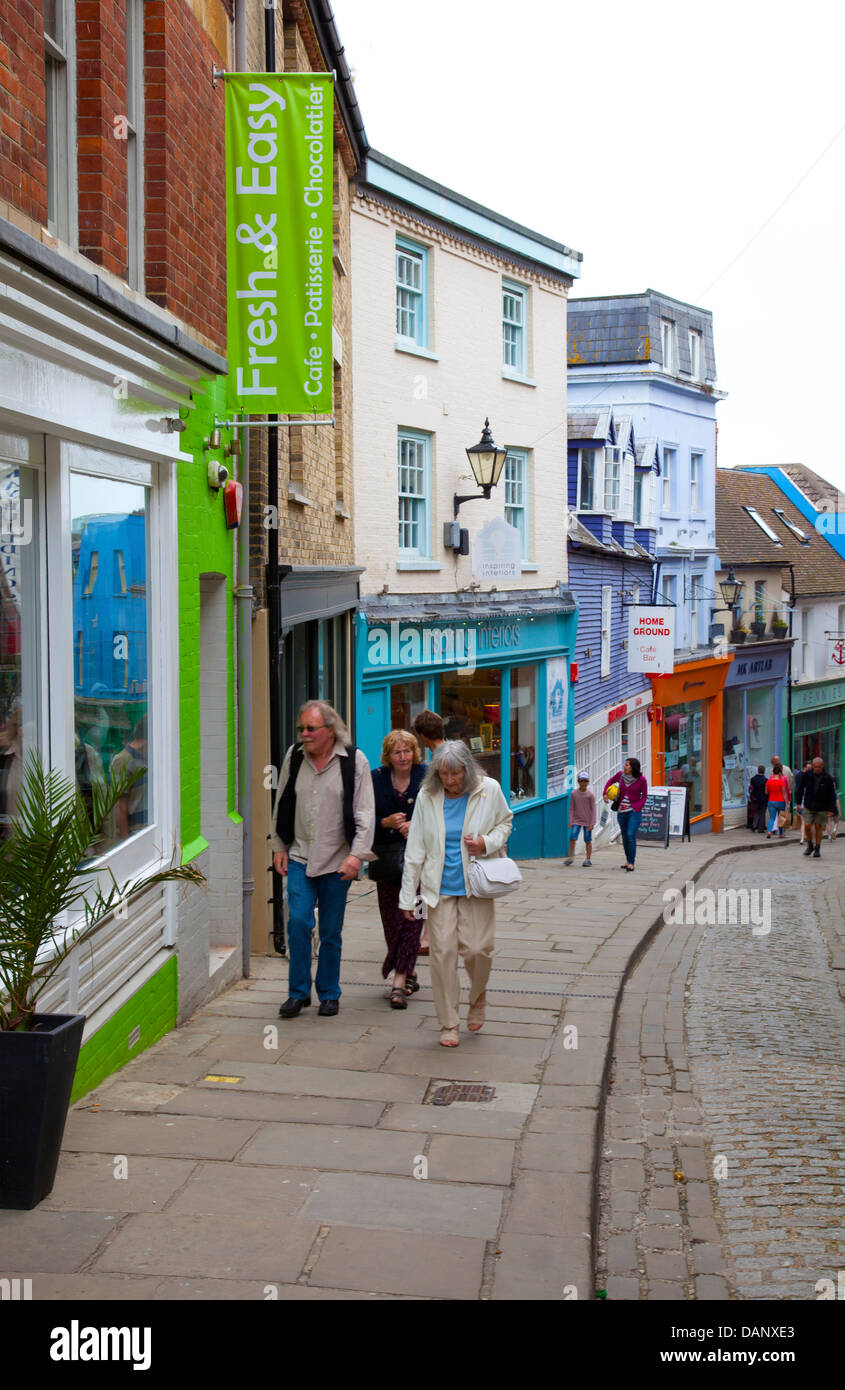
400, 741, 513, 1048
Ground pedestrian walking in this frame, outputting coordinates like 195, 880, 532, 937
800, 756, 837, 859
565, 771, 596, 865
603, 757, 648, 871
765, 753, 793, 796
794, 759, 814, 843
748, 764, 768, 833
370, 730, 426, 1008
411, 711, 445, 956
271, 701, 375, 1019
399, 741, 512, 1048
765, 761, 790, 838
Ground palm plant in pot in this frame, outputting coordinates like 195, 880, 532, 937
0, 752, 204, 1209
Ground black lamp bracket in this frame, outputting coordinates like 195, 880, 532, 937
453, 486, 493, 519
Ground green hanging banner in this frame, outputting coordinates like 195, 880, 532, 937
225, 73, 333, 414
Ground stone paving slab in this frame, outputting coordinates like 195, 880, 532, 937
239, 1122, 428, 1177
157, 1090, 386, 1127
0, 1209, 118, 1271
167, 1161, 319, 1217
197, 1060, 428, 1104
62, 1112, 260, 1160
298, 1172, 504, 1238
40, 1153, 196, 1212
94, 1212, 320, 1281
377, 1102, 525, 1140
490, 1233, 591, 1301
27, 1274, 163, 1300
309, 1226, 486, 1299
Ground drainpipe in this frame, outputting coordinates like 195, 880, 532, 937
236, 423, 254, 978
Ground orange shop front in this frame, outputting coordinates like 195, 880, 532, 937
648, 655, 733, 834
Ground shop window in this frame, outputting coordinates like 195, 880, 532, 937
444, 667, 502, 784
389, 680, 428, 734
0, 459, 41, 838
71, 473, 150, 853
722, 688, 746, 808
510, 665, 537, 802
664, 699, 705, 814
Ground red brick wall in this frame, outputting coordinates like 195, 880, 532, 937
144, 0, 227, 350
77, 0, 127, 272
0, 0, 47, 224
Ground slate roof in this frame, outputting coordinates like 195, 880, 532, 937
566, 511, 656, 564
567, 289, 717, 383
715, 468, 845, 598
567, 407, 613, 443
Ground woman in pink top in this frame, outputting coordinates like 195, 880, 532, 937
603, 758, 648, 871
765, 762, 790, 838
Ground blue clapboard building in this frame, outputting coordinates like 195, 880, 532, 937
566, 406, 658, 823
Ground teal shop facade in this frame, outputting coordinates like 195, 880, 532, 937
355, 589, 579, 859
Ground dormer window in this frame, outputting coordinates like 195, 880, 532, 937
661, 319, 676, 374
689, 329, 702, 380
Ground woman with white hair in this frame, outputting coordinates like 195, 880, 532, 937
399, 741, 513, 1048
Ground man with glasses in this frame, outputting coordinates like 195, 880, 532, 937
271, 701, 375, 1017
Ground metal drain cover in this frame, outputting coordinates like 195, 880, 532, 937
429, 1083, 496, 1106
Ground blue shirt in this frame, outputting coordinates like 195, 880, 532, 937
440, 793, 469, 896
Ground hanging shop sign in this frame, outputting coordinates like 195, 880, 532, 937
627, 605, 675, 674
225, 73, 333, 413
472, 517, 521, 583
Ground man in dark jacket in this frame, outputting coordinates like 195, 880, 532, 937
801, 757, 837, 858
748, 765, 768, 832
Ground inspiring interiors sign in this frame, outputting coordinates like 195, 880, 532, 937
225, 74, 333, 413
627, 604, 675, 674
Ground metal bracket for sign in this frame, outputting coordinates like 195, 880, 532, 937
620, 598, 677, 607
213, 65, 337, 88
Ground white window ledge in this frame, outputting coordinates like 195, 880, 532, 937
521, 562, 539, 572
502, 368, 537, 388
335, 501, 350, 519
288, 486, 313, 506
395, 339, 440, 362
397, 559, 442, 571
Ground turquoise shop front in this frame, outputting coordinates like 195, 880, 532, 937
354, 590, 578, 859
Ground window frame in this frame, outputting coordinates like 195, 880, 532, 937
44, 0, 78, 246
397, 428, 432, 559
690, 572, 704, 648
690, 451, 703, 512
502, 279, 527, 375
662, 446, 677, 512
395, 236, 428, 348
577, 447, 605, 513
661, 318, 676, 374
600, 585, 612, 678
504, 448, 530, 559
689, 329, 702, 380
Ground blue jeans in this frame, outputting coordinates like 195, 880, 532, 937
767, 801, 786, 835
286, 858, 351, 1001
617, 809, 642, 865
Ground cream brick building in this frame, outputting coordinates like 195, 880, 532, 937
351, 153, 583, 858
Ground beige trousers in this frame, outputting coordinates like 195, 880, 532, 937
427, 893, 495, 1030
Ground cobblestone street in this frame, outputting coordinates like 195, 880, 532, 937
597, 841, 845, 1300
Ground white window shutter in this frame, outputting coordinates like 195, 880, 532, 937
601, 586, 612, 677
621, 457, 634, 521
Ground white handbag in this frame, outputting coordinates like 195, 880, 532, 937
465, 793, 522, 899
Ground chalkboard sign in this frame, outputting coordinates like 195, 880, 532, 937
636, 787, 670, 844
667, 785, 691, 841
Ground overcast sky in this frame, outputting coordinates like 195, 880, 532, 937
338, 0, 845, 493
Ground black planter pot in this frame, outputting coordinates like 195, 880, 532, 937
750, 621, 767, 638
730, 630, 747, 645
0, 1013, 85, 1210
